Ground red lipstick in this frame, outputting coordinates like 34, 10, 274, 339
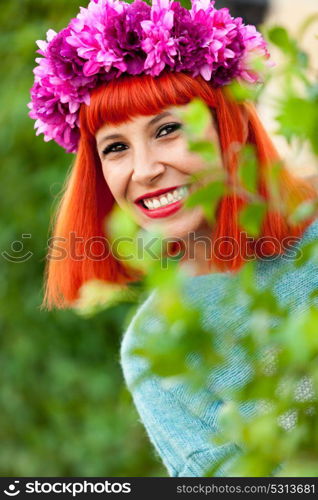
134, 184, 189, 219
134, 185, 183, 203
137, 199, 184, 219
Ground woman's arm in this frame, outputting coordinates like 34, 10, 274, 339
120, 293, 242, 477
121, 368, 240, 477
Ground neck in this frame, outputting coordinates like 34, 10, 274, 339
177, 223, 216, 277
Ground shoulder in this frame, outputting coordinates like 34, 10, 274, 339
120, 290, 163, 389
300, 216, 318, 243
255, 217, 318, 310
120, 290, 162, 354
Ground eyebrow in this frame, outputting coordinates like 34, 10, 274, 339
97, 111, 174, 148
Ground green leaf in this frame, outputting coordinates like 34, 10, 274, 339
288, 200, 318, 225
238, 260, 257, 295
278, 307, 318, 366
276, 97, 316, 142
174, 97, 213, 139
74, 280, 137, 317
237, 145, 259, 194
228, 80, 259, 102
268, 26, 296, 56
184, 180, 227, 224
239, 202, 266, 237
188, 139, 217, 163
179, 0, 191, 9
268, 26, 309, 70
106, 203, 138, 241
293, 240, 318, 268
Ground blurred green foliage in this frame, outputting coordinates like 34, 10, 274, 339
267, 24, 318, 156
1, 0, 165, 476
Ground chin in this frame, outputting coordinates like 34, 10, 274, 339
142, 207, 209, 241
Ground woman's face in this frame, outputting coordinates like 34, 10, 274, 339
95, 101, 222, 239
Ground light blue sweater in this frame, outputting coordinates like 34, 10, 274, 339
120, 217, 318, 477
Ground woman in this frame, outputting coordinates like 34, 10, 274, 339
29, 0, 318, 476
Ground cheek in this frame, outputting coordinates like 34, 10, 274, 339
171, 136, 217, 176
185, 142, 223, 178
179, 151, 209, 177
101, 165, 128, 202
164, 138, 204, 175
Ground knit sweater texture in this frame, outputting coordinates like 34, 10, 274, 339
120, 217, 318, 477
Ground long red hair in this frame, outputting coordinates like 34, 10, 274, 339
41, 71, 318, 310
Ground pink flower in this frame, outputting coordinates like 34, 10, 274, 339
67, 0, 128, 76
238, 22, 270, 84
141, 0, 177, 76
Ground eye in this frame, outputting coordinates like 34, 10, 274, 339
102, 142, 128, 156
157, 122, 183, 138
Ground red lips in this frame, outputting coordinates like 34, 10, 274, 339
137, 198, 183, 219
134, 185, 184, 204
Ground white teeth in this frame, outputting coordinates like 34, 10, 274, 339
167, 192, 174, 202
159, 196, 168, 206
142, 185, 189, 210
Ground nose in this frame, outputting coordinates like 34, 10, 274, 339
131, 145, 166, 185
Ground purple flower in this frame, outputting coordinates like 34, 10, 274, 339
67, 0, 128, 76
29, 29, 95, 152
189, 2, 244, 83
28, 80, 80, 153
102, 0, 151, 75
238, 22, 270, 83
170, 2, 210, 75
141, 0, 178, 76
45, 28, 85, 82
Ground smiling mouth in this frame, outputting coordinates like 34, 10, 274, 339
138, 185, 189, 210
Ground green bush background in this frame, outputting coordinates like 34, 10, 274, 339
0, 0, 165, 476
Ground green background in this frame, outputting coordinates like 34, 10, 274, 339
0, 0, 165, 476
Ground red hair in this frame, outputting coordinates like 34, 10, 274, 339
41, 71, 318, 310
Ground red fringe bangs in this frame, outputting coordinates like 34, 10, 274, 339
80, 72, 217, 136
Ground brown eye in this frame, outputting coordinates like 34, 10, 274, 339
157, 123, 182, 138
102, 142, 128, 156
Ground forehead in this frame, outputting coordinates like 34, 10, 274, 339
94, 105, 188, 146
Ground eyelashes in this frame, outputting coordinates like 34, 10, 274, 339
101, 122, 183, 156
157, 122, 183, 138
102, 142, 127, 156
